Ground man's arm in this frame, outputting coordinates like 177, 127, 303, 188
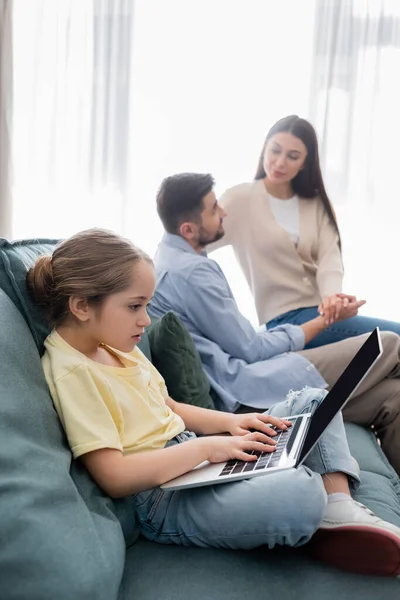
301, 314, 330, 345
180, 262, 330, 363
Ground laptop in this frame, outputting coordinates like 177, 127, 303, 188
161, 327, 382, 491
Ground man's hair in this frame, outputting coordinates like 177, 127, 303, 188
156, 173, 215, 234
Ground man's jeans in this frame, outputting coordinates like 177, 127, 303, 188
135, 387, 360, 550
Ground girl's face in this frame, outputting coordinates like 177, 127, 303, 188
89, 259, 155, 353
263, 132, 308, 186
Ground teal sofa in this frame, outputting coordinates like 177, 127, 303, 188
0, 238, 400, 600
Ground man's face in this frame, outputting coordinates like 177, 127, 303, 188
196, 191, 226, 248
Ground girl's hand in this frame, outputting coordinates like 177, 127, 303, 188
205, 432, 277, 464
226, 412, 292, 439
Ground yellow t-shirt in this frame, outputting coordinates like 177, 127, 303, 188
42, 330, 185, 459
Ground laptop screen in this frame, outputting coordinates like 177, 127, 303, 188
298, 328, 382, 464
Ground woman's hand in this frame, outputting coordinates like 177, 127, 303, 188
204, 432, 278, 464
335, 293, 366, 322
319, 294, 346, 324
319, 293, 366, 325
225, 412, 292, 439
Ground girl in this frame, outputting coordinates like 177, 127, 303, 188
27, 228, 400, 576
209, 115, 400, 349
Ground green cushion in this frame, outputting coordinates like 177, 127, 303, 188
0, 238, 58, 353
0, 289, 137, 600
147, 312, 215, 410
137, 329, 152, 362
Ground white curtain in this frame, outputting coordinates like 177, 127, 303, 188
11, 0, 134, 239
0, 0, 12, 238
10, 0, 317, 322
310, 0, 400, 320
7, 0, 400, 321
128, 0, 316, 321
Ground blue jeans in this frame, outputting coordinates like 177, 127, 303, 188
267, 306, 400, 349
134, 388, 360, 550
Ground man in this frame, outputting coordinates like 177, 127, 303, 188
150, 172, 400, 474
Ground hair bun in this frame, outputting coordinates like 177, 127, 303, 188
26, 254, 55, 309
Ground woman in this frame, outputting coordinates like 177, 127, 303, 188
209, 115, 400, 349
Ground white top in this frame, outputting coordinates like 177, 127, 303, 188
269, 194, 299, 245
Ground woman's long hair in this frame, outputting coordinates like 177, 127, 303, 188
255, 115, 341, 249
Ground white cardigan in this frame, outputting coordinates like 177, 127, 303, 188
209, 179, 343, 325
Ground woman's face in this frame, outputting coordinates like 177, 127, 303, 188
263, 132, 308, 185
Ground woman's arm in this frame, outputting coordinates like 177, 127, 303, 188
315, 206, 346, 324
316, 208, 344, 298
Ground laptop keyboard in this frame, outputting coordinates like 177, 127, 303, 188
219, 417, 301, 477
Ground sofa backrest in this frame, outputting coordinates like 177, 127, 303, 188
0, 238, 59, 352
0, 237, 141, 599
0, 288, 139, 599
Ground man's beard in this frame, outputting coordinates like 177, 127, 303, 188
198, 226, 224, 248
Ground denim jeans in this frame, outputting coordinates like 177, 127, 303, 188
267, 306, 400, 350
134, 387, 360, 550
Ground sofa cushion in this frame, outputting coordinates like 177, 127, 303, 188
345, 422, 400, 525
0, 238, 57, 352
147, 312, 215, 409
123, 539, 400, 600
122, 421, 400, 599
0, 289, 137, 600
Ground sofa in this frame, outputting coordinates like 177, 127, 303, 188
0, 238, 399, 600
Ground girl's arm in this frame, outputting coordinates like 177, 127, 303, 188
80, 439, 210, 497
166, 397, 290, 439
80, 430, 275, 498
166, 396, 232, 434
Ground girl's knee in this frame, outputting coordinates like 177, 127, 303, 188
285, 387, 328, 416
287, 468, 327, 535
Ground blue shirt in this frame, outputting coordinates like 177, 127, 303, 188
151, 233, 327, 412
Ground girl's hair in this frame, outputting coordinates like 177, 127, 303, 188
254, 115, 341, 249
26, 228, 153, 327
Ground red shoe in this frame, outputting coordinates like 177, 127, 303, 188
308, 499, 400, 576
